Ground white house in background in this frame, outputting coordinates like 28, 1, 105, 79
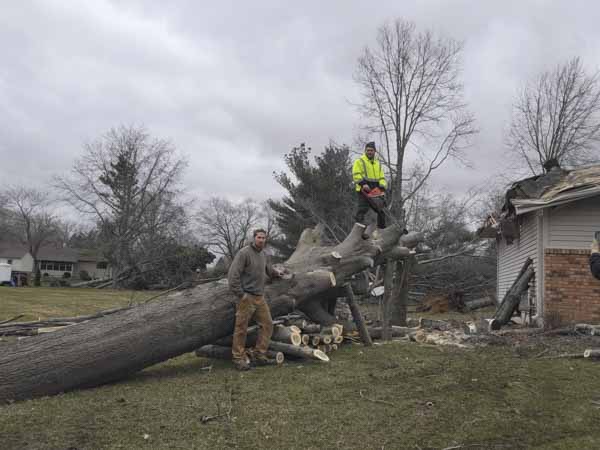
0, 243, 112, 283
479, 164, 600, 326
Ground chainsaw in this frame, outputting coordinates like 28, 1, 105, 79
362, 186, 386, 212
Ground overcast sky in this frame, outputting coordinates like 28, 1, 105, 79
2, 1, 600, 204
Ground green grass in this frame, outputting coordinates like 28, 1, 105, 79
0, 287, 157, 322
2, 288, 600, 449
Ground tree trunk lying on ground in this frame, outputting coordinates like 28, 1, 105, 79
463, 297, 496, 312
0, 223, 418, 403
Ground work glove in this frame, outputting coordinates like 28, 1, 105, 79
361, 185, 371, 193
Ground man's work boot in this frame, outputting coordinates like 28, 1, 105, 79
233, 358, 251, 371
251, 353, 274, 367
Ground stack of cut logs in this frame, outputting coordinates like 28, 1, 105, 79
195, 316, 346, 365
194, 316, 446, 366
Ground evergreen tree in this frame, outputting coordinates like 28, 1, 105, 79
269, 143, 355, 257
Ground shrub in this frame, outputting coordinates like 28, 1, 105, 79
79, 270, 91, 281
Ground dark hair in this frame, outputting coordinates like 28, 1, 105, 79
253, 228, 267, 237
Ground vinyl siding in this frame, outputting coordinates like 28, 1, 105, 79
547, 196, 600, 249
497, 212, 538, 301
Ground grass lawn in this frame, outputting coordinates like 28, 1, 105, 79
2, 288, 600, 449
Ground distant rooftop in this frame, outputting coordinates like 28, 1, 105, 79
0, 243, 103, 262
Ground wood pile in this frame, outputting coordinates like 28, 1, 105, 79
195, 317, 346, 364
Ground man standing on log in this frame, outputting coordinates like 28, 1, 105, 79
352, 141, 387, 229
228, 228, 281, 370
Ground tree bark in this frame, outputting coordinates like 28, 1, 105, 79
463, 297, 495, 312
382, 260, 396, 341
490, 264, 535, 331
390, 256, 414, 326
344, 284, 372, 346
0, 223, 408, 403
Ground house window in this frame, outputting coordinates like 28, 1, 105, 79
96, 261, 108, 269
7, 259, 12, 264
40, 261, 73, 272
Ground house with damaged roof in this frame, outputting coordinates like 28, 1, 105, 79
479, 163, 600, 326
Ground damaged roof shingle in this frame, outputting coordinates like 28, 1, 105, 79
506, 165, 600, 215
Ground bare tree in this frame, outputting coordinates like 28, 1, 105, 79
1, 186, 58, 285
355, 19, 476, 328
355, 19, 476, 218
55, 125, 187, 287
196, 197, 261, 262
508, 57, 600, 174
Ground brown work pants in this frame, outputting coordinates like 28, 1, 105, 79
232, 293, 273, 362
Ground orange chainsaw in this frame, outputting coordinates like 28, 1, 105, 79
362, 186, 386, 212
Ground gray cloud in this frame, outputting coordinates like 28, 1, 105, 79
2, 0, 600, 204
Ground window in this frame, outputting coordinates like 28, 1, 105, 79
40, 261, 72, 272
97, 261, 108, 269
7, 259, 12, 264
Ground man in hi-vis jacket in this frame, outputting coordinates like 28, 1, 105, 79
352, 141, 387, 229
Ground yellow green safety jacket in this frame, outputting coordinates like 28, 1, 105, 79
352, 154, 387, 192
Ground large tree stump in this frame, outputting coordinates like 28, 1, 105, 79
0, 223, 413, 403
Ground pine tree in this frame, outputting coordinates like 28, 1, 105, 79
269, 143, 355, 257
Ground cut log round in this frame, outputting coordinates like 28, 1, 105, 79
584, 349, 600, 359
271, 325, 302, 346
267, 341, 329, 362
288, 325, 302, 334
310, 335, 321, 346
0, 223, 406, 402
333, 335, 344, 344
301, 334, 311, 345
321, 326, 341, 338
319, 335, 333, 345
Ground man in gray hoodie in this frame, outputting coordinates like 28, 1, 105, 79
227, 228, 281, 370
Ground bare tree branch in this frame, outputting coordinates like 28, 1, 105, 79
508, 57, 600, 174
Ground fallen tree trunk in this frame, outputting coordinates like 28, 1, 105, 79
0, 223, 409, 402
489, 261, 535, 331
463, 297, 495, 312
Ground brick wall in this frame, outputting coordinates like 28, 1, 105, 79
544, 249, 600, 324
